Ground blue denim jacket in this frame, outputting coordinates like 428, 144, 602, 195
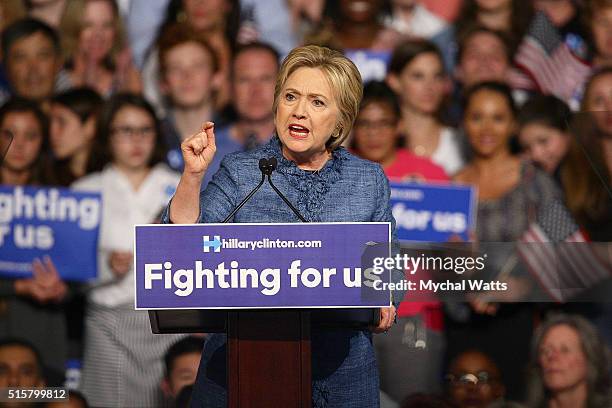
183, 136, 395, 225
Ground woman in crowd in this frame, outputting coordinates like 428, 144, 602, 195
386, 39, 464, 176
49, 87, 103, 186
517, 95, 572, 177
0, 97, 68, 380
352, 80, 448, 181
74, 93, 182, 407
352, 80, 447, 403
165, 45, 397, 407
451, 82, 566, 399
526, 313, 611, 408
581, 67, 612, 180
455, 81, 562, 241
62, 0, 141, 97
563, 68, 612, 241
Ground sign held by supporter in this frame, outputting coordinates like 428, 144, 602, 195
0, 185, 101, 281
390, 182, 476, 242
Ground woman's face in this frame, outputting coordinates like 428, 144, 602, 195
353, 101, 399, 165
183, 0, 230, 32
584, 73, 612, 136
78, 0, 116, 62
519, 123, 569, 174
591, 7, 612, 61
464, 89, 515, 157
538, 324, 588, 394
275, 67, 339, 168
0, 112, 43, 173
109, 106, 156, 171
50, 104, 93, 160
391, 52, 446, 115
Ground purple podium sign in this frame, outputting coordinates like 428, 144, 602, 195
134, 222, 392, 309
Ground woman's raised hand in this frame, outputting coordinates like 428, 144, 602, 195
181, 122, 217, 178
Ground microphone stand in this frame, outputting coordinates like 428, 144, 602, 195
222, 157, 307, 223
265, 158, 307, 222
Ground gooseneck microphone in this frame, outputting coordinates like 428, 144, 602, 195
221, 158, 269, 223
264, 158, 307, 222
222, 157, 307, 223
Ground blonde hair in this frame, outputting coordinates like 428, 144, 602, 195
272, 45, 363, 150
61, 0, 126, 66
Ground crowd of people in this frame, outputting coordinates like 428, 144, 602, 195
0, 0, 610, 407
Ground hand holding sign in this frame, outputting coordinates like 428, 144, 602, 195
181, 122, 216, 178
15, 256, 67, 303
33, 256, 67, 302
109, 251, 133, 278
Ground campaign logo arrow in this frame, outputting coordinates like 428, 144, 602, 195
203, 235, 221, 252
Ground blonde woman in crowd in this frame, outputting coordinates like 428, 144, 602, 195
62, 0, 141, 97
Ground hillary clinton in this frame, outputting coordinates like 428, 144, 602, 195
165, 45, 397, 407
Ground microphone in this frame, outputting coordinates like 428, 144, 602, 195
222, 157, 307, 223
222, 158, 269, 223
263, 158, 307, 222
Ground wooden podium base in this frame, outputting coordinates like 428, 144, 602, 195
228, 311, 312, 407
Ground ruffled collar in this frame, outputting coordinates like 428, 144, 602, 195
260, 136, 350, 221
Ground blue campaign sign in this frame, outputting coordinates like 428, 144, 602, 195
0, 185, 101, 281
390, 182, 477, 242
134, 223, 392, 309
345, 50, 391, 82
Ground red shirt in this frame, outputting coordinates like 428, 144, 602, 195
383, 149, 449, 329
385, 149, 449, 183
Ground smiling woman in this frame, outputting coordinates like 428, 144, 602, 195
163, 44, 399, 406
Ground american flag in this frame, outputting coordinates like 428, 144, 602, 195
512, 12, 591, 103
517, 200, 611, 302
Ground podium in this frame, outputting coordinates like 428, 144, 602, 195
148, 309, 379, 406
136, 223, 390, 407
